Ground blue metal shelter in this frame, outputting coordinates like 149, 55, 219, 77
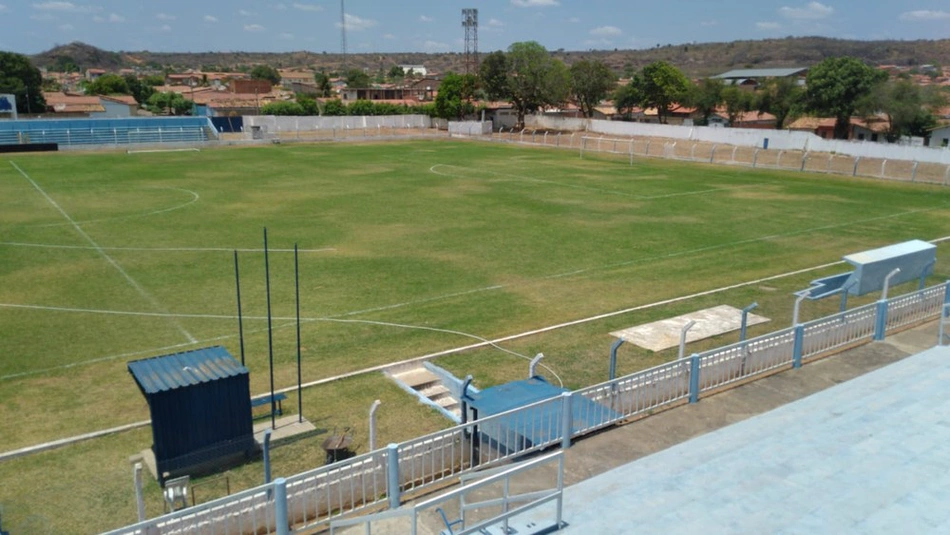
464, 377, 619, 455
802, 240, 937, 299
128, 346, 255, 484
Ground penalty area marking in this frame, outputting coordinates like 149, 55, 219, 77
0, 242, 336, 254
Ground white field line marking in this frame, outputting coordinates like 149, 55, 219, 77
0, 242, 336, 254
429, 163, 766, 200
33, 187, 200, 228
127, 148, 200, 154
9, 161, 197, 344
6, 235, 950, 380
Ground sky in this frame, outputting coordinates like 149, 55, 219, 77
1, 0, 949, 55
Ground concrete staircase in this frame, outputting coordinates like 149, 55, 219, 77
389, 366, 461, 420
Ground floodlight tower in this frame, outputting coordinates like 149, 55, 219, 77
340, 0, 348, 71
462, 8, 479, 74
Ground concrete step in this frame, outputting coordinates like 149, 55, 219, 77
393, 368, 440, 388
419, 384, 450, 398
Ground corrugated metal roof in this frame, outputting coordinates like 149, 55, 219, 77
713, 68, 808, 79
128, 346, 247, 394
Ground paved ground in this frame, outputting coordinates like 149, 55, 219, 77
336, 321, 943, 534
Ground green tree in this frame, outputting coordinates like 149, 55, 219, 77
146, 91, 193, 115
261, 100, 304, 116
478, 51, 509, 101
322, 99, 347, 116
612, 76, 642, 119
638, 61, 690, 124
85, 73, 130, 96
687, 78, 724, 126
124, 74, 155, 105
347, 99, 376, 116
503, 41, 570, 127
433, 72, 477, 119
143, 74, 166, 86
863, 79, 944, 141
250, 64, 281, 85
296, 93, 320, 115
803, 56, 887, 139
754, 77, 803, 129
0, 51, 47, 114
570, 59, 617, 118
387, 65, 405, 83
313, 71, 332, 97
345, 69, 372, 89
720, 86, 754, 126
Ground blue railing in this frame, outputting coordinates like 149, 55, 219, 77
102, 281, 950, 535
0, 117, 218, 147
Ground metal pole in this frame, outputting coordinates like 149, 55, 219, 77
369, 399, 381, 451
295, 243, 303, 423
840, 280, 856, 313
233, 250, 246, 366
133, 462, 145, 522
274, 478, 289, 535
793, 292, 809, 326
528, 353, 544, 378
264, 228, 276, 429
386, 443, 400, 509
678, 320, 696, 360
263, 429, 273, 483
881, 268, 901, 300
740, 302, 758, 342
608, 338, 624, 381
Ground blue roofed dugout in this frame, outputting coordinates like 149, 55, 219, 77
128, 346, 255, 485
463, 376, 620, 456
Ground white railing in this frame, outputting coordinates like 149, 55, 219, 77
697, 327, 797, 394
801, 303, 878, 361
285, 448, 389, 531
328, 450, 565, 535
101, 483, 277, 535
886, 285, 946, 332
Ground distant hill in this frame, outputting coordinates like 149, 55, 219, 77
29, 37, 950, 77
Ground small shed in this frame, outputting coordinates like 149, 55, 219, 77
128, 346, 255, 484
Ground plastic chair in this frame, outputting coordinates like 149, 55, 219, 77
163, 475, 190, 512
436, 507, 463, 535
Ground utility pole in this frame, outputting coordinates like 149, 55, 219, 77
340, 0, 348, 72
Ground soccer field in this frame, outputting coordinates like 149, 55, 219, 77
1, 139, 950, 531
3, 139, 950, 441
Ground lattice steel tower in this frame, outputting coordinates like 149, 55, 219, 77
340, 0, 348, 71
462, 9, 478, 74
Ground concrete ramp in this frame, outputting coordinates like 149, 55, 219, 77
611, 305, 770, 352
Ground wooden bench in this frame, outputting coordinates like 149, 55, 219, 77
251, 393, 287, 417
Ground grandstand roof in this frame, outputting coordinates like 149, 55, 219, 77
713, 67, 808, 79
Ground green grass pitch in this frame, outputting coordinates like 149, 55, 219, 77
1, 139, 949, 532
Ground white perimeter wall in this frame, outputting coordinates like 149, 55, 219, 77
448, 121, 492, 135
526, 116, 950, 165
245, 114, 431, 131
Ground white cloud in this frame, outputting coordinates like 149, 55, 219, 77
383, 33, 396, 40
335, 13, 377, 31
158, 24, 171, 32
0, 4, 7, 13
567, 17, 580, 23
292, 3, 322, 12
590, 25, 622, 37
244, 23, 266, 32
277, 32, 294, 40
488, 18, 504, 27
33, 1, 100, 13
899, 10, 950, 22
779, 2, 833, 20
156, 13, 175, 21
30, 13, 54, 20
94, 12, 124, 22
204, 15, 218, 23
273, 3, 287, 10
58, 23, 74, 30
238, 9, 253, 16
756, 21, 781, 30
511, 0, 559, 7
419, 15, 433, 22
701, 20, 718, 27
